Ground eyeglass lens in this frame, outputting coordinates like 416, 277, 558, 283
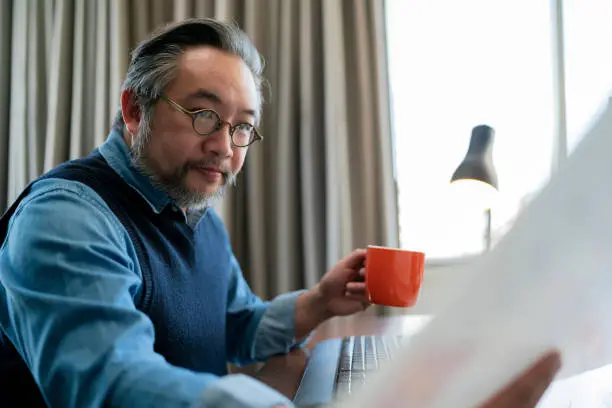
193, 110, 255, 146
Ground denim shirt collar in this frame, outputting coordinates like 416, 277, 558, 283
99, 130, 172, 215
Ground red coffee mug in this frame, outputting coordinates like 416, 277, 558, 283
365, 245, 425, 307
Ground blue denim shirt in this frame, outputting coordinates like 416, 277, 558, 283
0, 132, 304, 407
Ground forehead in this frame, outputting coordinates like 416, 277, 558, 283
170, 46, 259, 110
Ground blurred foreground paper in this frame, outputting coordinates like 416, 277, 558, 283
334, 98, 612, 408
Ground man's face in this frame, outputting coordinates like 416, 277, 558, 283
130, 47, 259, 209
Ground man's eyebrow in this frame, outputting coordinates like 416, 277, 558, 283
241, 108, 257, 118
186, 89, 256, 118
187, 89, 223, 104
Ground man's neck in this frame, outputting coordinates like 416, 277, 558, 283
122, 130, 132, 147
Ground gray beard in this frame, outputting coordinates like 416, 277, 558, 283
129, 128, 236, 210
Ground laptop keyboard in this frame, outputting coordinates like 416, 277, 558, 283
334, 335, 403, 396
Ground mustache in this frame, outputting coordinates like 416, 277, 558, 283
187, 158, 233, 179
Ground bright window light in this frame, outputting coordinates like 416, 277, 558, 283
563, 0, 612, 153
386, 0, 555, 259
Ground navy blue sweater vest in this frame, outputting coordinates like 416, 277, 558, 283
0, 149, 231, 405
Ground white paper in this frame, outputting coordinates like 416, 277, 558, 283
334, 97, 612, 408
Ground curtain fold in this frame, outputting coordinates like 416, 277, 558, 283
7, 0, 28, 202
0, 0, 399, 300
44, 0, 73, 170
298, 0, 326, 289
0, 0, 12, 210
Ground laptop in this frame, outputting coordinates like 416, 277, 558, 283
293, 335, 402, 407
293, 316, 431, 407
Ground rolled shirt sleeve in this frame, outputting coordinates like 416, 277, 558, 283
253, 290, 311, 360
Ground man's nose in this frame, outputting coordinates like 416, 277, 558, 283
205, 123, 233, 158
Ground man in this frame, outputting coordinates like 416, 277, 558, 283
0, 18, 559, 408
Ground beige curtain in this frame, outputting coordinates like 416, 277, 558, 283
0, 0, 399, 300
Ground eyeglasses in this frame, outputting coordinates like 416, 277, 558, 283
161, 95, 263, 148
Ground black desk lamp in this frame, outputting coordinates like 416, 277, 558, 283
450, 125, 498, 250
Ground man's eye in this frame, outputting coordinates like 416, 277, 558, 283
236, 123, 253, 131
196, 110, 216, 119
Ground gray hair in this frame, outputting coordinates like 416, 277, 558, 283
111, 18, 265, 134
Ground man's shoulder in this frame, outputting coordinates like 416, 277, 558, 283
20, 178, 114, 216
8, 178, 127, 241
1, 177, 138, 268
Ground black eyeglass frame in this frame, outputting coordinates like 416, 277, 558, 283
161, 95, 263, 148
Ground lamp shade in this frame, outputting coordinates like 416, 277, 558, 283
451, 125, 498, 189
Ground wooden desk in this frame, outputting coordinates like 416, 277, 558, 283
252, 310, 430, 400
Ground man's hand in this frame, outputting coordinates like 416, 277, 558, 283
316, 248, 369, 316
294, 249, 369, 339
479, 350, 561, 408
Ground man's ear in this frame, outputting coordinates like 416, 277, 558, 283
121, 89, 142, 136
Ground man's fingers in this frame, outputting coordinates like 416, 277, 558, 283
480, 350, 561, 408
343, 292, 367, 302
343, 292, 369, 304
516, 351, 562, 407
346, 282, 366, 294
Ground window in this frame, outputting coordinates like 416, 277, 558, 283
386, 0, 612, 260
564, 0, 612, 153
